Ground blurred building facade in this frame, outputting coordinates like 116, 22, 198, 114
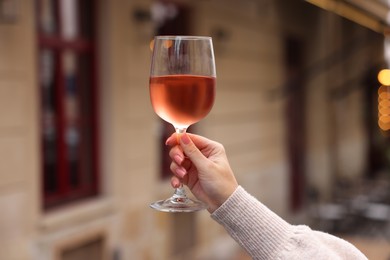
0, 0, 388, 259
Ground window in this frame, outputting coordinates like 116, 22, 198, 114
36, 0, 99, 209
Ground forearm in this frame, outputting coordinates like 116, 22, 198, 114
211, 186, 367, 260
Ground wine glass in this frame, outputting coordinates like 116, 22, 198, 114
149, 35, 216, 212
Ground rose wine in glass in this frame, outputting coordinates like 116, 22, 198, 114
149, 36, 216, 212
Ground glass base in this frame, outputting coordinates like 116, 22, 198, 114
150, 189, 207, 212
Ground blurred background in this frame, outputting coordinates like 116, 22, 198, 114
0, 0, 390, 259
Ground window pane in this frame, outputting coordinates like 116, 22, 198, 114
78, 53, 95, 187
60, 0, 79, 40
63, 51, 80, 188
66, 125, 80, 188
40, 49, 58, 193
78, 0, 94, 39
63, 51, 96, 189
38, 0, 58, 36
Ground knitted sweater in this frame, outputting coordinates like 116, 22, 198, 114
211, 186, 367, 260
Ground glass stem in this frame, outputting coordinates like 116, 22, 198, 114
174, 126, 187, 202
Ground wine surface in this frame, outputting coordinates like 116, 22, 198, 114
150, 75, 215, 128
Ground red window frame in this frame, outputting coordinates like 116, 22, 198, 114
36, 0, 100, 209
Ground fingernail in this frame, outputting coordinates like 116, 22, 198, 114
176, 167, 186, 178
173, 179, 181, 188
174, 154, 183, 164
180, 133, 191, 145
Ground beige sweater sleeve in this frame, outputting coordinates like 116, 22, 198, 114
211, 186, 368, 260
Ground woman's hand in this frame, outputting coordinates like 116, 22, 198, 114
166, 133, 238, 213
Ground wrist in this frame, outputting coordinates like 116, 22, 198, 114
208, 184, 238, 213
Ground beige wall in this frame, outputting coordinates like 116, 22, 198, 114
0, 0, 40, 259
0, 0, 384, 259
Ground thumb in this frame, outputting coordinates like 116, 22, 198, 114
179, 133, 207, 167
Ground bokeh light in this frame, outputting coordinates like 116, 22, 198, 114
378, 85, 390, 131
377, 69, 390, 86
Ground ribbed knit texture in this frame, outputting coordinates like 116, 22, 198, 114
211, 186, 368, 260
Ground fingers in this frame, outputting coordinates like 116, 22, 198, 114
171, 176, 181, 188
170, 161, 186, 178
166, 132, 211, 149
179, 133, 208, 168
169, 145, 184, 165
165, 133, 179, 146
169, 155, 192, 177
167, 132, 212, 174
166, 132, 212, 188
170, 163, 189, 189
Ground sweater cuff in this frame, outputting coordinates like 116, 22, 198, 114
211, 186, 293, 259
